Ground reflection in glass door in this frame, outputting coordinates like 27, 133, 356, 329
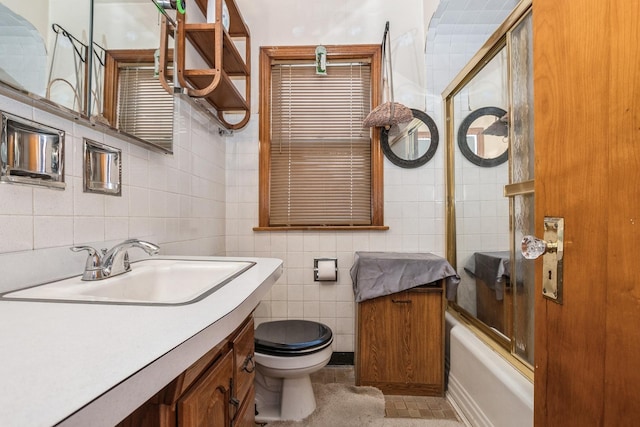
507, 11, 534, 365
444, 6, 534, 368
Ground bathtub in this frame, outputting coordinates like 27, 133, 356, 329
445, 312, 533, 427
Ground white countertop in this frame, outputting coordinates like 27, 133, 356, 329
0, 256, 282, 427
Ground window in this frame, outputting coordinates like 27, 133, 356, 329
257, 45, 386, 230
102, 50, 174, 150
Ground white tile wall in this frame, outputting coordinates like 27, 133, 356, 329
0, 94, 227, 293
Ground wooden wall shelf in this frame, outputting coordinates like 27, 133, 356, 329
159, 0, 251, 129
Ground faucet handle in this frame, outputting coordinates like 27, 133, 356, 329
71, 245, 98, 257
71, 246, 106, 280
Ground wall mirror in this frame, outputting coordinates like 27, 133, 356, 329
443, 2, 534, 367
380, 108, 439, 168
0, 1, 91, 113
92, 0, 174, 150
0, 1, 174, 153
449, 41, 512, 342
457, 106, 508, 167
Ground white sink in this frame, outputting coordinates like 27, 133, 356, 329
0, 258, 255, 305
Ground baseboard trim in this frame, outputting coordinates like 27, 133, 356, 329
446, 389, 473, 427
447, 372, 492, 427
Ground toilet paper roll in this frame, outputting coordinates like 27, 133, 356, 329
316, 260, 337, 281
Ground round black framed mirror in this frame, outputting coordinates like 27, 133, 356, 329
381, 109, 439, 168
457, 106, 508, 167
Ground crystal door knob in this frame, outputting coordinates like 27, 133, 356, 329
521, 235, 558, 260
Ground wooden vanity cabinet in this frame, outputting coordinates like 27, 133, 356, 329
356, 282, 445, 396
233, 387, 256, 427
116, 316, 256, 427
177, 351, 233, 426
231, 318, 255, 413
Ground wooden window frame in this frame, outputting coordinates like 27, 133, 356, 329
103, 49, 154, 126
103, 49, 174, 148
256, 44, 387, 231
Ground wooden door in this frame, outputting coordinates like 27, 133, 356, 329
533, 1, 640, 425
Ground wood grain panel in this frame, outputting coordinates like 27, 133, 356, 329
357, 285, 444, 396
604, 1, 640, 424
533, 0, 609, 425
232, 317, 255, 406
233, 387, 256, 427
146, 339, 229, 409
177, 350, 233, 427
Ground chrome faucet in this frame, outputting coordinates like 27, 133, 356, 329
71, 239, 160, 281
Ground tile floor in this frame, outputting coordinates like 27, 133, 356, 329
310, 366, 461, 421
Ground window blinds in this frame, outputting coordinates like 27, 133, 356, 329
116, 66, 173, 149
270, 62, 372, 226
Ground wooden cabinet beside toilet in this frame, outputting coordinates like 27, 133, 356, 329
356, 281, 445, 397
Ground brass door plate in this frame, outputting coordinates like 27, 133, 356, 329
542, 217, 564, 303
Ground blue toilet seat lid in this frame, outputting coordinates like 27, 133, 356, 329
255, 320, 333, 356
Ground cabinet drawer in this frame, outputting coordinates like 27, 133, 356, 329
178, 350, 233, 427
233, 317, 255, 403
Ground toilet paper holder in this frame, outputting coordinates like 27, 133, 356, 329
314, 258, 338, 281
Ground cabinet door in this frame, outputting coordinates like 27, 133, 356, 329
232, 318, 255, 405
357, 286, 444, 395
232, 387, 255, 427
178, 350, 233, 427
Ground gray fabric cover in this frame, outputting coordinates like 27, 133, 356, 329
350, 251, 460, 302
463, 251, 510, 300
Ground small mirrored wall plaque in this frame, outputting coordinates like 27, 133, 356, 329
0, 111, 65, 189
83, 139, 121, 196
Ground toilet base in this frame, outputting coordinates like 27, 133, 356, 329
255, 374, 316, 422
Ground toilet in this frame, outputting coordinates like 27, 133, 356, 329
253, 319, 333, 422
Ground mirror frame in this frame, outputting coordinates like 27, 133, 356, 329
380, 109, 439, 168
443, 37, 511, 348
457, 106, 508, 167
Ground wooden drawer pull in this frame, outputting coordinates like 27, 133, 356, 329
392, 299, 412, 304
